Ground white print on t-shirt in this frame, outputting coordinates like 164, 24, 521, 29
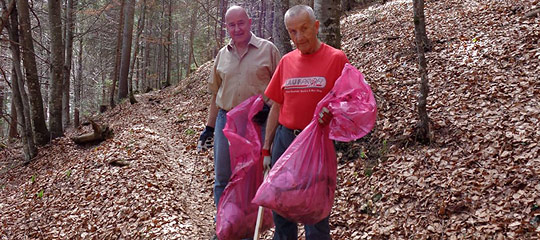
283, 77, 326, 90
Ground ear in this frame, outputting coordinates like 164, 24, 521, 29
314, 20, 320, 34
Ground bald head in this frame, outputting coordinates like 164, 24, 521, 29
225, 5, 249, 20
284, 5, 316, 26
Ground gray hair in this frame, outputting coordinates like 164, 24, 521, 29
284, 5, 316, 24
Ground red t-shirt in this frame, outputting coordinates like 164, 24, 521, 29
265, 43, 349, 130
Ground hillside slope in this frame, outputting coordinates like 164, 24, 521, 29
1, 0, 539, 239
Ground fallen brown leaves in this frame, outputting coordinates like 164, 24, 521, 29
335, 0, 539, 239
1, 0, 539, 239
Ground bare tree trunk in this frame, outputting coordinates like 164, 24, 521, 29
258, 0, 265, 38
176, 33, 184, 82
0, 79, 4, 139
135, 56, 140, 90
48, 0, 65, 139
0, 0, 15, 34
218, 0, 227, 49
74, 37, 83, 128
267, 1, 273, 41
8, 99, 18, 140
165, 0, 172, 87
97, 30, 106, 107
118, 0, 135, 100
142, 33, 149, 91
187, 3, 198, 75
315, 0, 342, 49
129, 0, 146, 94
7, 3, 37, 160
16, 0, 49, 145
273, 0, 292, 54
62, 0, 76, 128
413, 0, 430, 143
110, 0, 125, 108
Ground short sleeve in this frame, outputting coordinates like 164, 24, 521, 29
208, 51, 222, 94
270, 45, 281, 74
265, 59, 284, 104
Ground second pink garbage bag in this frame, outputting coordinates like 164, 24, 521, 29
252, 64, 377, 224
216, 95, 274, 240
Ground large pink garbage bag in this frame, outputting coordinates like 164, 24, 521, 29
216, 95, 274, 240
252, 64, 377, 224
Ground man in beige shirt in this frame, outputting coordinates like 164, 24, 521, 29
197, 5, 280, 234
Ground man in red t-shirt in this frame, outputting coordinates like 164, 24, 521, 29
261, 4, 349, 240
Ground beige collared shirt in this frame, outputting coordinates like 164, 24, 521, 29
209, 33, 281, 111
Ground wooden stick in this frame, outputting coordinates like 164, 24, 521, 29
253, 169, 269, 239
253, 205, 265, 239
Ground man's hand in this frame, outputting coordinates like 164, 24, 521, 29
252, 103, 270, 125
197, 126, 215, 152
262, 149, 271, 171
318, 107, 333, 126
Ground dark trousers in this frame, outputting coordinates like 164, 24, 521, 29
270, 125, 331, 240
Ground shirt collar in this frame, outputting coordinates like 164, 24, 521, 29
227, 32, 262, 50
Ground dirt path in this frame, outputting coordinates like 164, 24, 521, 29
0, 84, 218, 238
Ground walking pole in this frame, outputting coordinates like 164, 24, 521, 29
253, 169, 269, 239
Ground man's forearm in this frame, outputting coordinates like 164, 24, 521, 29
263, 103, 280, 150
206, 94, 218, 127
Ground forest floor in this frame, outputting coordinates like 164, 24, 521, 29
1, 0, 539, 239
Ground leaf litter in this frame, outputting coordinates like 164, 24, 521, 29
1, 0, 539, 239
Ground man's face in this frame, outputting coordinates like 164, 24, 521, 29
285, 12, 320, 54
225, 8, 252, 46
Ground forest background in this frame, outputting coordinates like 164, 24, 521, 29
0, 0, 539, 239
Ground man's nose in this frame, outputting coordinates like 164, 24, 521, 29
295, 31, 304, 41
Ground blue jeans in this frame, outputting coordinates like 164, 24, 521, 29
213, 109, 266, 206
270, 125, 331, 240
213, 109, 231, 207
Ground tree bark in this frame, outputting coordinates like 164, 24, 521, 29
0, 0, 15, 37
8, 98, 18, 140
0, 78, 4, 139
71, 119, 113, 144
16, 0, 49, 145
218, 0, 227, 49
186, 2, 198, 75
315, 0, 342, 49
110, 0, 125, 108
414, 0, 430, 51
74, 37, 83, 128
413, 0, 430, 144
273, 0, 292, 54
267, 1, 274, 41
7, 3, 37, 160
177, 32, 183, 81
129, 0, 146, 96
165, 0, 171, 87
118, 0, 135, 100
48, 0, 65, 139
142, 29, 149, 91
258, 0, 265, 38
62, 0, 77, 128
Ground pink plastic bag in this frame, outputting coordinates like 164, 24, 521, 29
252, 64, 377, 224
216, 95, 274, 240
